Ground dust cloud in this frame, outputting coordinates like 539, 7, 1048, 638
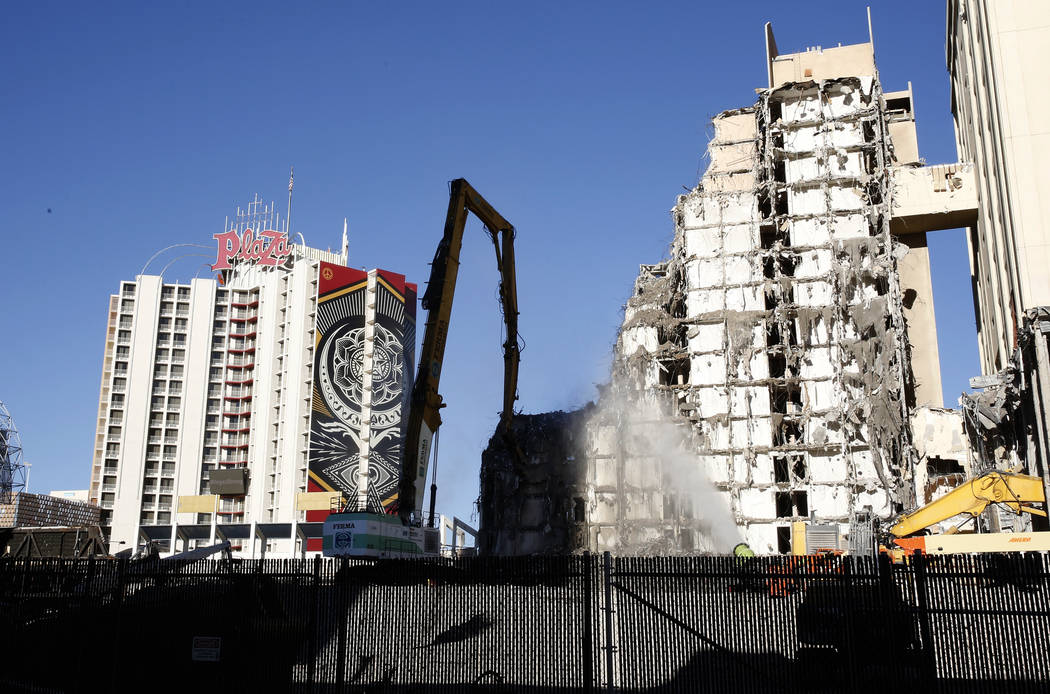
602, 390, 743, 553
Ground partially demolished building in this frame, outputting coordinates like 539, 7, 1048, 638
481, 22, 983, 555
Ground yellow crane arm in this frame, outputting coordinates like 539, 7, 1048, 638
888, 471, 1047, 538
398, 179, 521, 523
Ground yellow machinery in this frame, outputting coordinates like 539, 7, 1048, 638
888, 470, 1046, 537
894, 530, 1050, 554
887, 470, 1049, 555
398, 179, 522, 525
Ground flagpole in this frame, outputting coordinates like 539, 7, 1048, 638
286, 166, 294, 235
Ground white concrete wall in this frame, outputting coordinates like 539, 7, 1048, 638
171, 279, 217, 532
949, 0, 1050, 373
109, 275, 161, 551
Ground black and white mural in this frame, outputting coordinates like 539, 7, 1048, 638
308, 263, 415, 515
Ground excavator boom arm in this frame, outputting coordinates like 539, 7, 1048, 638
398, 179, 520, 522
888, 471, 1047, 538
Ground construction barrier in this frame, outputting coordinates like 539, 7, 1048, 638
0, 552, 1048, 692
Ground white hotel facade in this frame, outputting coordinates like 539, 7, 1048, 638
88, 199, 414, 556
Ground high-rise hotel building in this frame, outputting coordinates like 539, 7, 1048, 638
89, 198, 416, 555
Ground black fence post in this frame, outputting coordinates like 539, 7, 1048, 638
583, 551, 594, 693
912, 550, 936, 685
109, 557, 128, 692
307, 555, 321, 688
603, 551, 614, 693
336, 557, 350, 688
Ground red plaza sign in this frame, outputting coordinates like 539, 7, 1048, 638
212, 228, 292, 270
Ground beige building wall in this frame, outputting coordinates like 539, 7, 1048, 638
948, 0, 1050, 374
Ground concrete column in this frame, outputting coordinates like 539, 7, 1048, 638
897, 233, 944, 408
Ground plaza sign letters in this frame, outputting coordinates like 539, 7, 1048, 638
212, 228, 292, 270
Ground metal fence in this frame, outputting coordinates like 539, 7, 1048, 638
0, 552, 1047, 692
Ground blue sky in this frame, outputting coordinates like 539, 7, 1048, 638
1, 1, 977, 523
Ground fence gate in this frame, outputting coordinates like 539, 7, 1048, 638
307, 555, 598, 691
604, 553, 937, 693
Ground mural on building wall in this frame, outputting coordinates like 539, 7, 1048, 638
307, 263, 416, 525
369, 271, 416, 512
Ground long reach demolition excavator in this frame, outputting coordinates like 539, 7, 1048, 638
322, 179, 523, 558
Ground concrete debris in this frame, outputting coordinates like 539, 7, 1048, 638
910, 406, 976, 534
479, 408, 593, 555
961, 307, 1050, 515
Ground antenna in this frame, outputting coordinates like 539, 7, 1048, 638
867, 6, 874, 49
0, 401, 28, 505
342, 218, 349, 262
286, 166, 294, 235
226, 194, 280, 237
